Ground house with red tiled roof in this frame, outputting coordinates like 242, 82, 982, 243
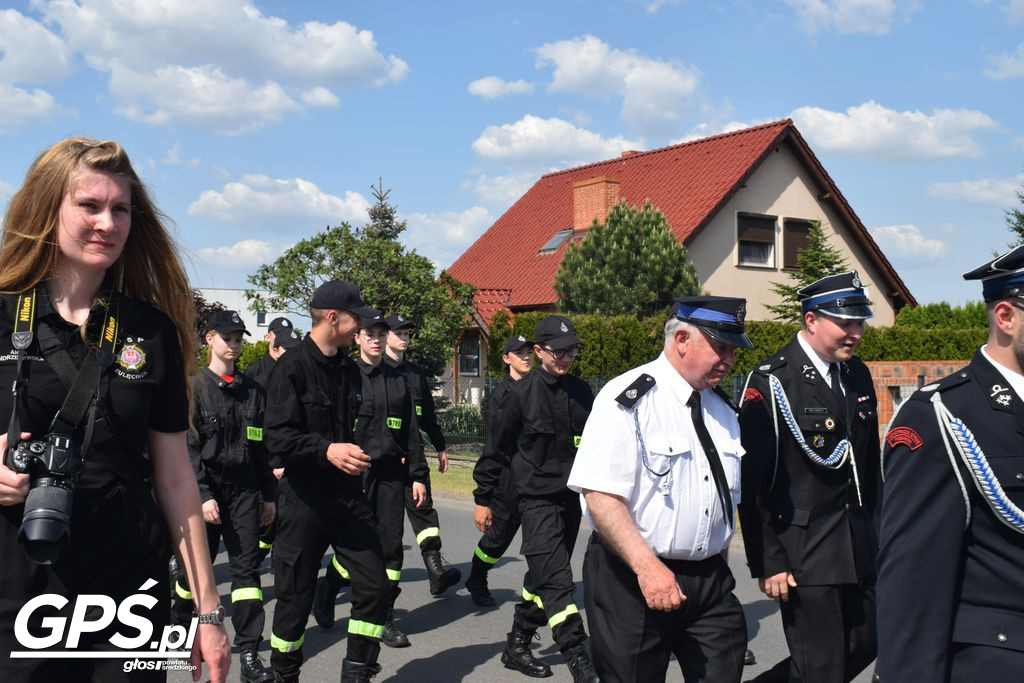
443, 119, 915, 402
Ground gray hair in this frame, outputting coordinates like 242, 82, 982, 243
664, 317, 695, 346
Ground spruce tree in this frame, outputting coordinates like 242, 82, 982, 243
767, 220, 849, 323
1007, 178, 1024, 247
361, 177, 407, 240
553, 200, 701, 317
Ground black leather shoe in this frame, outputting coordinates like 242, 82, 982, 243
380, 619, 410, 648
312, 576, 338, 630
240, 649, 275, 683
423, 549, 461, 596
563, 644, 599, 683
744, 649, 756, 666
465, 567, 496, 607
501, 625, 552, 678
340, 658, 382, 682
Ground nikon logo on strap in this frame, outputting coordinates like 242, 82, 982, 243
18, 295, 33, 324
386, 417, 402, 429
103, 316, 117, 345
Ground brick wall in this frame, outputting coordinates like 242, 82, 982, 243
573, 176, 620, 230
865, 360, 967, 427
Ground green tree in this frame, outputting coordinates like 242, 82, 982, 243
767, 221, 849, 323
361, 178, 407, 240
1007, 177, 1024, 247
246, 226, 474, 377
894, 301, 987, 329
553, 200, 701, 316
192, 289, 227, 341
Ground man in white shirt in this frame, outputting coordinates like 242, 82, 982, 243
568, 296, 752, 683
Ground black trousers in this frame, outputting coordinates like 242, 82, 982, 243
403, 472, 443, 552
584, 534, 747, 683
270, 478, 388, 679
475, 505, 521, 566
364, 464, 406, 599
0, 479, 170, 682
173, 483, 264, 651
513, 492, 586, 651
756, 580, 876, 683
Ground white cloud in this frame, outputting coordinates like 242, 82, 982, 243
534, 35, 700, 135
0, 9, 72, 83
643, 0, 683, 11
781, 0, 920, 36
0, 83, 60, 133
871, 224, 950, 261
467, 76, 535, 100
404, 207, 495, 269
984, 44, 1024, 80
1006, 0, 1024, 23
468, 172, 541, 208
33, 0, 406, 133
189, 175, 370, 229
301, 87, 340, 107
472, 114, 644, 165
196, 239, 282, 268
790, 100, 998, 161
670, 120, 767, 144
927, 173, 1024, 207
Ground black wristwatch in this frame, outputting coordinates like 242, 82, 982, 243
194, 604, 225, 625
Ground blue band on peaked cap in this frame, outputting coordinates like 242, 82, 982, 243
800, 290, 870, 314
978, 271, 1024, 302
674, 304, 737, 325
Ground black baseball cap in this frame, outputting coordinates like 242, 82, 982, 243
503, 334, 533, 354
268, 317, 294, 335
534, 316, 580, 350
359, 309, 388, 330
384, 314, 415, 331
274, 328, 301, 350
674, 296, 753, 349
310, 280, 376, 317
208, 310, 250, 336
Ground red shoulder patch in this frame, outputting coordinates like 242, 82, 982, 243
886, 426, 923, 451
743, 388, 763, 404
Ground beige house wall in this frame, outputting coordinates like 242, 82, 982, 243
687, 145, 897, 326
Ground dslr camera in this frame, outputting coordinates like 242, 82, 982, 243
9, 434, 81, 565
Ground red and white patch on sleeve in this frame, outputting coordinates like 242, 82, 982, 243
886, 426, 923, 451
743, 388, 763, 404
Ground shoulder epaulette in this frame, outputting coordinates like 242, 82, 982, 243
615, 373, 656, 409
753, 353, 787, 374
713, 386, 739, 413
911, 368, 970, 401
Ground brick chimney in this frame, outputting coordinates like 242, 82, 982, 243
573, 176, 620, 230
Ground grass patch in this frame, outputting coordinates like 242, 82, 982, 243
429, 464, 477, 497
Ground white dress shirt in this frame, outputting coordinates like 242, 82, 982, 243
981, 344, 1024, 400
567, 352, 744, 560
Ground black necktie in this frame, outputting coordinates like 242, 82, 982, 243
687, 391, 733, 528
828, 363, 845, 406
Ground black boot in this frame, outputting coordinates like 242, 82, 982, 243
240, 649, 275, 683
465, 556, 496, 607
563, 644, 599, 683
422, 549, 461, 596
340, 658, 382, 683
744, 648, 756, 666
501, 624, 552, 678
312, 575, 341, 630
380, 606, 410, 648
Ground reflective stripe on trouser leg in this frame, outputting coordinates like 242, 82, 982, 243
522, 587, 544, 609
386, 568, 402, 582
259, 540, 273, 550
475, 545, 500, 564
349, 619, 385, 639
332, 554, 352, 580
232, 587, 263, 602
416, 526, 440, 547
175, 580, 193, 601
270, 632, 304, 653
548, 603, 580, 628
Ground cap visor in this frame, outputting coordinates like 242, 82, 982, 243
347, 305, 378, 319
544, 334, 581, 350
214, 325, 249, 336
817, 304, 874, 320
700, 326, 753, 349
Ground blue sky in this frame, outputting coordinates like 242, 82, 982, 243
1, 0, 1022, 306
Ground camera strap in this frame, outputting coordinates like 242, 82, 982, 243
6, 287, 119, 463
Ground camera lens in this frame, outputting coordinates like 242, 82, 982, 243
19, 481, 74, 565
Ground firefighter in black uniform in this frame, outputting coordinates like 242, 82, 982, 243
469, 333, 533, 607
385, 314, 461, 595
264, 280, 390, 683
244, 316, 300, 566
484, 315, 598, 682
877, 246, 1024, 680
738, 271, 879, 683
313, 312, 428, 648
172, 310, 277, 682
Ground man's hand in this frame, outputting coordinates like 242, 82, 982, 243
326, 442, 371, 475
261, 501, 276, 526
474, 504, 493, 533
436, 451, 449, 473
0, 431, 31, 506
202, 499, 221, 525
760, 571, 798, 602
190, 622, 230, 683
636, 559, 686, 612
272, 467, 284, 480
411, 481, 427, 508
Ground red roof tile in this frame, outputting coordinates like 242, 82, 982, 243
447, 120, 914, 319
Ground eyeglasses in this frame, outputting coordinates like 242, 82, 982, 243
542, 345, 579, 359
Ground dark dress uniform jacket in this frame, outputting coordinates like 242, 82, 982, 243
473, 375, 517, 515
877, 350, 1024, 681
384, 355, 446, 452
488, 369, 593, 500
188, 368, 276, 503
739, 337, 880, 585
263, 336, 362, 500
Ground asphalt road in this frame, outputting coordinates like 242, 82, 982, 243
174, 492, 874, 682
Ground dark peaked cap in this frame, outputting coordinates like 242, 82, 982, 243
674, 296, 753, 349
963, 245, 1024, 302
797, 271, 873, 320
